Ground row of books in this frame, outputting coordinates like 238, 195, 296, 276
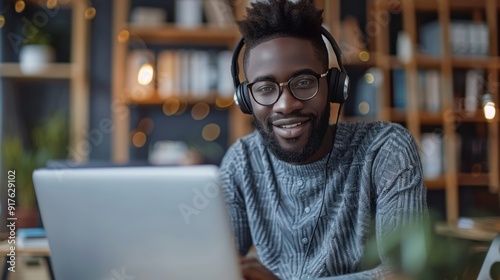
420, 130, 489, 180
420, 20, 489, 57
393, 69, 441, 112
393, 69, 486, 114
126, 49, 234, 100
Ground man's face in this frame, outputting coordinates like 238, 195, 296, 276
246, 37, 331, 164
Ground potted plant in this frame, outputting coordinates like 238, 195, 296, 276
2, 113, 68, 228
19, 29, 55, 74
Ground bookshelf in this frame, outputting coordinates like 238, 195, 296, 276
0, 0, 90, 162
111, 0, 252, 163
111, 0, 499, 224
322, 0, 499, 224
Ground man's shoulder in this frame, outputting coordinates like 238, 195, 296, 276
220, 130, 263, 167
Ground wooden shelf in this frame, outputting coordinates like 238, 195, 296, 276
458, 173, 491, 186
420, 112, 444, 124
127, 24, 240, 45
125, 91, 234, 106
0, 63, 74, 79
389, 109, 407, 123
388, 109, 444, 124
414, 0, 490, 12
455, 110, 497, 123
425, 173, 493, 189
451, 57, 499, 69
425, 176, 446, 190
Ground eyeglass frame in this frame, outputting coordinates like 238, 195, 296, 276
246, 70, 329, 106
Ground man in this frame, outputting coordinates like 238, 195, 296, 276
220, 0, 427, 279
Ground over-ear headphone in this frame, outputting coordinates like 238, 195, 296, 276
231, 26, 350, 115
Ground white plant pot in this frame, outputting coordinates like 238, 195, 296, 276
19, 45, 55, 75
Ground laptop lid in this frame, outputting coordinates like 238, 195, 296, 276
33, 165, 242, 280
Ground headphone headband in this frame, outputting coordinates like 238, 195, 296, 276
231, 26, 350, 115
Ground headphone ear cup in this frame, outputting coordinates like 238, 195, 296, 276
327, 68, 349, 104
235, 81, 253, 115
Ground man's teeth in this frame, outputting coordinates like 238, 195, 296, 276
281, 123, 301, 129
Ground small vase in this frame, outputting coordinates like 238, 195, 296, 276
19, 45, 55, 75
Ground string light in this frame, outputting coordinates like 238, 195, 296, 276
202, 123, 221, 141
118, 30, 130, 43
131, 131, 147, 148
359, 51, 370, 62
137, 63, 154, 85
15, 0, 25, 13
85, 7, 96, 20
47, 0, 58, 9
483, 93, 496, 121
191, 103, 210, 120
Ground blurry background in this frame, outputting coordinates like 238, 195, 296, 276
0, 0, 499, 279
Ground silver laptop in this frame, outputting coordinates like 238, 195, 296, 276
33, 165, 242, 280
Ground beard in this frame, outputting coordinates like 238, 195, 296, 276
253, 103, 331, 164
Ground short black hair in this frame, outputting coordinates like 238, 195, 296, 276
237, 0, 329, 72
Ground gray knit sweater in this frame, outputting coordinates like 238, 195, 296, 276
220, 121, 427, 280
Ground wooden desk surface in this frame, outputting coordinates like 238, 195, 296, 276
0, 242, 50, 256
435, 222, 498, 242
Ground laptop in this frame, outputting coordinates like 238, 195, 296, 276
33, 165, 242, 280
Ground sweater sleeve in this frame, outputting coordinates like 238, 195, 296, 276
220, 142, 253, 256
319, 125, 427, 280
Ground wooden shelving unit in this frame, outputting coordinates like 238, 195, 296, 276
0, 0, 90, 162
322, 0, 500, 224
111, 0, 252, 163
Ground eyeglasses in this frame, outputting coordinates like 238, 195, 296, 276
247, 70, 329, 106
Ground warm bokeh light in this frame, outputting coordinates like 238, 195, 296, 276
484, 101, 496, 120
358, 102, 370, 115
132, 131, 147, 148
138, 118, 154, 135
46, 0, 57, 9
359, 51, 370, 62
215, 96, 234, 109
137, 63, 154, 85
0, 16, 5, 28
85, 7, 96, 20
118, 30, 130, 43
191, 103, 210, 120
364, 73, 375, 84
163, 98, 181, 116
202, 123, 221, 141
15, 0, 25, 13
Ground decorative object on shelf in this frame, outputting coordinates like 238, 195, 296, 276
175, 0, 203, 28
396, 31, 412, 64
130, 7, 167, 26
19, 30, 55, 75
149, 140, 203, 165
464, 69, 484, 116
421, 133, 443, 180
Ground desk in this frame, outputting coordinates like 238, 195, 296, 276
0, 242, 53, 280
435, 222, 497, 242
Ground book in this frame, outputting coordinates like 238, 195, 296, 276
464, 69, 484, 116
392, 69, 406, 109
16, 228, 49, 248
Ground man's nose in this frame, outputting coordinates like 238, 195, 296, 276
273, 85, 304, 114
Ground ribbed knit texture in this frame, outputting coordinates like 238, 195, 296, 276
220, 121, 427, 280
